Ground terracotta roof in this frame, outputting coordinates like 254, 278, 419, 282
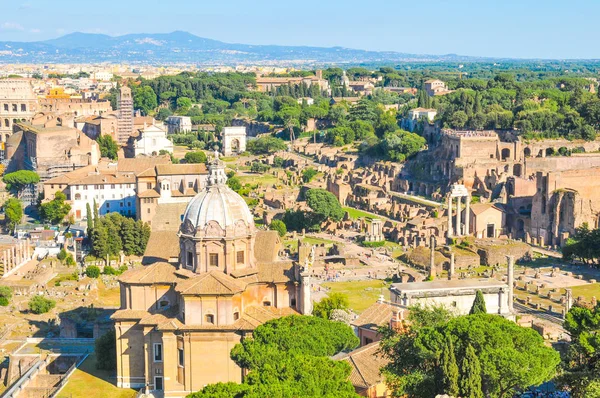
111, 309, 151, 320
142, 230, 180, 264
256, 261, 296, 284
470, 203, 504, 216
338, 342, 389, 390
351, 302, 403, 331
156, 163, 208, 176
254, 230, 281, 263
117, 156, 171, 175
119, 262, 182, 284
138, 189, 160, 198
175, 270, 247, 295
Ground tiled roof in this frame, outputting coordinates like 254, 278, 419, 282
351, 302, 404, 331
142, 230, 180, 263
339, 342, 389, 389
156, 163, 207, 176
118, 262, 182, 284
254, 230, 281, 263
175, 270, 247, 295
138, 189, 160, 198
111, 309, 151, 320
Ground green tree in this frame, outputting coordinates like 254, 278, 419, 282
0, 286, 12, 306
4, 198, 23, 230
57, 248, 68, 261
302, 167, 318, 183
156, 107, 173, 121
85, 266, 101, 278
460, 344, 484, 398
93, 199, 99, 226
380, 312, 560, 398
469, 290, 487, 314
250, 162, 270, 173
312, 292, 349, 320
2, 170, 40, 192
133, 86, 158, 115
269, 220, 287, 237
86, 203, 93, 235
183, 151, 207, 164
441, 335, 459, 396
97, 135, 119, 160
449, 111, 469, 129
227, 176, 242, 192
246, 136, 287, 155
28, 295, 56, 314
39, 191, 71, 224
95, 330, 116, 371
305, 189, 345, 222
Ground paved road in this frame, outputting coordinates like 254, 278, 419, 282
513, 302, 564, 325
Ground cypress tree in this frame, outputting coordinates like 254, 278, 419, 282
86, 203, 93, 235
470, 290, 487, 314
460, 344, 483, 398
93, 199, 99, 227
441, 335, 459, 396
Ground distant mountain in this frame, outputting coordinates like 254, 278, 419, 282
0, 31, 488, 65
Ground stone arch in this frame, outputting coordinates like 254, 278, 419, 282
516, 219, 525, 240
501, 148, 511, 160
524, 147, 531, 158
513, 164, 522, 177
546, 148, 555, 157
231, 138, 240, 153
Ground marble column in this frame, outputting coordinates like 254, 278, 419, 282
465, 196, 471, 236
429, 235, 436, 279
449, 252, 455, 280
506, 255, 515, 312
455, 196, 462, 237
446, 195, 453, 238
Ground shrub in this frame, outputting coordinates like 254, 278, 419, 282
29, 295, 56, 314
65, 254, 76, 266
0, 286, 12, 301
57, 248, 68, 261
85, 266, 101, 278
103, 265, 128, 276
269, 220, 287, 237
0, 297, 8, 306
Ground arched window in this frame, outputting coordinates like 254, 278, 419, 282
205, 314, 214, 324
263, 301, 271, 307
233, 312, 240, 321
74, 193, 81, 200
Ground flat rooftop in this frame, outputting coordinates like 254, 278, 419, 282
391, 278, 508, 293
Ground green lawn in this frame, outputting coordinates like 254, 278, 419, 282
238, 174, 280, 187
343, 207, 376, 220
58, 354, 137, 398
321, 280, 391, 313
570, 283, 600, 301
284, 236, 336, 253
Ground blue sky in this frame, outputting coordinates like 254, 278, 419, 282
0, 0, 596, 59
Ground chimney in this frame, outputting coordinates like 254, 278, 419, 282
506, 255, 514, 312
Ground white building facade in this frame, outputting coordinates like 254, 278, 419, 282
132, 124, 173, 157
166, 116, 192, 134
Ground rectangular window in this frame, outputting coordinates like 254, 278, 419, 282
153, 343, 163, 362
12, 104, 17, 112
178, 348, 184, 367
187, 251, 193, 268
209, 253, 218, 267
236, 250, 244, 264
147, 183, 152, 189
20, 104, 26, 112
111, 184, 115, 189
188, 182, 193, 188
3, 104, 7, 111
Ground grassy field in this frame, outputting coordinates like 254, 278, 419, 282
322, 280, 391, 313
238, 174, 280, 187
284, 236, 336, 253
343, 207, 376, 220
571, 283, 600, 301
96, 280, 121, 308
58, 354, 137, 398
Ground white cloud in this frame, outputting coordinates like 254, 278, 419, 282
1, 22, 25, 31
18, 3, 31, 10
30, 28, 41, 34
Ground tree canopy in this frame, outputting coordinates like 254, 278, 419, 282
39, 191, 71, 225
305, 189, 345, 223
246, 136, 287, 155
183, 151, 207, 164
2, 170, 40, 192
89, 213, 150, 258
4, 198, 23, 230
380, 310, 560, 398
97, 135, 119, 160
189, 316, 359, 398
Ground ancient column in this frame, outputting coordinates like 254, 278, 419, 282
565, 289, 573, 314
449, 252, 455, 280
465, 195, 471, 236
455, 196, 462, 237
498, 287, 505, 315
429, 235, 436, 279
506, 255, 515, 312
446, 195, 453, 238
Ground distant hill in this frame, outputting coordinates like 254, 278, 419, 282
0, 31, 488, 65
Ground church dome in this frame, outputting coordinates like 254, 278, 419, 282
181, 152, 255, 234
